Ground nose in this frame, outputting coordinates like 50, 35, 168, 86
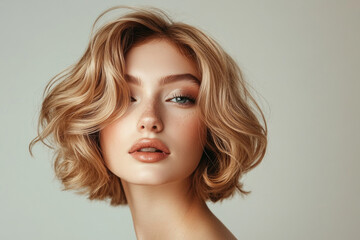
136, 102, 164, 133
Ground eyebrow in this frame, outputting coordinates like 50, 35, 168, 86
124, 73, 201, 86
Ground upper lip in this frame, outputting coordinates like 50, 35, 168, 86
128, 138, 170, 154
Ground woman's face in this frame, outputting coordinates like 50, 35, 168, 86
100, 38, 206, 186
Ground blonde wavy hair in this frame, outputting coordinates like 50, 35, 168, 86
29, 6, 267, 206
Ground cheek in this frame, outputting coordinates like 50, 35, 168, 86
169, 111, 206, 157
99, 119, 129, 169
100, 115, 133, 148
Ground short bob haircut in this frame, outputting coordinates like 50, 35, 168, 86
29, 6, 267, 206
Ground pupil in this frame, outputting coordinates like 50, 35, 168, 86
177, 97, 186, 103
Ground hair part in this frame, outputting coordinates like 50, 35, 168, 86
29, 5, 267, 206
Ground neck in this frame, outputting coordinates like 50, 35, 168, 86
121, 177, 212, 240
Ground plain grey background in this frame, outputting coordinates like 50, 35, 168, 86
1, 0, 359, 239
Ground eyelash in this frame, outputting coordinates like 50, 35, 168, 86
130, 94, 196, 106
170, 93, 196, 105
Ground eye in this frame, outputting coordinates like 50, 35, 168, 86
169, 93, 196, 106
130, 96, 136, 102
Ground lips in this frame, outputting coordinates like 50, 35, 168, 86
128, 138, 170, 154
128, 138, 170, 163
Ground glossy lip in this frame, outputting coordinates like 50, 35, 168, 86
129, 151, 169, 163
128, 138, 170, 154
128, 138, 170, 163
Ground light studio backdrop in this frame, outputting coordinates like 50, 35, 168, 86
0, 0, 359, 239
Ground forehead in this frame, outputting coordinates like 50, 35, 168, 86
124, 38, 200, 81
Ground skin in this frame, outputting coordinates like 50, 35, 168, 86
100, 38, 237, 240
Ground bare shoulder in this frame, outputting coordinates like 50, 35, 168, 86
201, 215, 238, 240
188, 210, 238, 240
179, 200, 238, 240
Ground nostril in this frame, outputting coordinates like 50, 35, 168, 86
138, 123, 161, 131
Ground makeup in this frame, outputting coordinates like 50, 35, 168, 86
128, 138, 171, 163
100, 38, 206, 186
129, 151, 170, 163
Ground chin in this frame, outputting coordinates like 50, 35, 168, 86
112, 156, 199, 186
127, 173, 177, 186
122, 168, 192, 186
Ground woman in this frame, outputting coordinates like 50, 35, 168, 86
30, 6, 267, 239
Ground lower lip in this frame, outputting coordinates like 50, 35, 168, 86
129, 152, 170, 163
